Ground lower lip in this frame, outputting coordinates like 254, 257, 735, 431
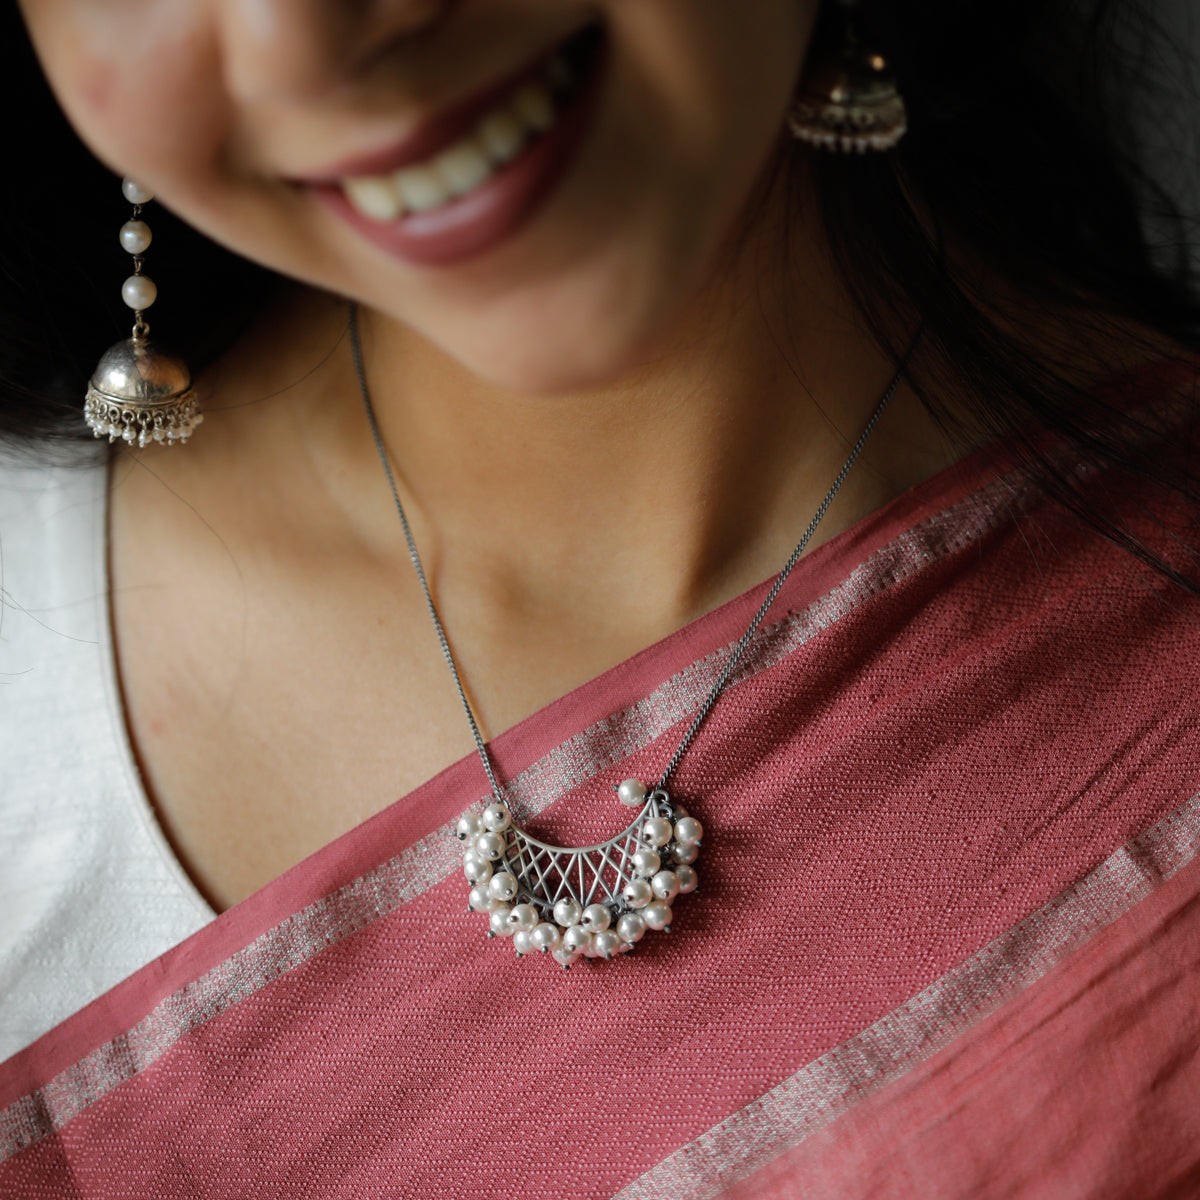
312, 44, 609, 269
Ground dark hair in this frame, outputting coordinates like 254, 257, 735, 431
806, 0, 1200, 588
3, 2, 1199, 579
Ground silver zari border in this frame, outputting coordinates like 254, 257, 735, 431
1, 468, 1031, 1162
614, 791, 1200, 1200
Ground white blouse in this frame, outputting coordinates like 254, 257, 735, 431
0, 449, 214, 1063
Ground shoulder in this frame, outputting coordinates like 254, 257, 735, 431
0, 441, 108, 709
0, 438, 105, 508
0, 440, 106, 599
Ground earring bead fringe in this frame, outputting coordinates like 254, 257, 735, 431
788, 0, 907, 155
787, 54, 908, 153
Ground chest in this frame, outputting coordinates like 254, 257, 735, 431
109, 549, 472, 909
105, 471, 669, 912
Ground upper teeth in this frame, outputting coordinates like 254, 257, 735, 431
341, 59, 569, 223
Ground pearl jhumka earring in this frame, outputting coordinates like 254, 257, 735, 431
84, 178, 201, 447
788, 0, 908, 153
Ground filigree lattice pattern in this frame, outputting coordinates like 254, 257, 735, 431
502, 794, 675, 914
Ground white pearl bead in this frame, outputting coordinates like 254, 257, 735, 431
562, 925, 592, 954
591, 930, 621, 959
121, 275, 157, 311
532, 923, 562, 953
617, 778, 647, 807
507, 903, 539, 932
482, 803, 511, 832
553, 899, 583, 928
489, 906, 514, 937
513, 928, 534, 957
632, 848, 661, 878
463, 856, 493, 885
674, 817, 704, 845
581, 904, 611, 933
552, 945, 579, 971
622, 879, 652, 909
487, 872, 518, 902
641, 817, 672, 848
473, 831, 505, 861
615, 912, 646, 943
671, 842, 699, 865
468, 885, 493, 913
675, 864, 699, 893
119, 220, 152, 255
651, 870, 681, 902
122, 178, 154, 205
456, 813, 483, 841
643, 901, 673, 931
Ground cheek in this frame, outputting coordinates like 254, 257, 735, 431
534, 2, 813, 356
596, 0, 814, 288
611, 0, 813, 167
21, 0, 229, 187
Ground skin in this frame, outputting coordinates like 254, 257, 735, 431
19, 0, 975, 910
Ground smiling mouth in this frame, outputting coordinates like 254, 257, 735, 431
334, 24, 605, 225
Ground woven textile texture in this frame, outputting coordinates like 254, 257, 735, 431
1, 361, 1198, 1198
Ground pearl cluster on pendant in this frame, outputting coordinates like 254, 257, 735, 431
456, 779, 701, 969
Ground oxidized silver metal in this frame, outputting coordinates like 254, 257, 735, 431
458, 786, 703, 966
85, 336, 202, 448
501, 792, 679, 913
788, 53, 907, 153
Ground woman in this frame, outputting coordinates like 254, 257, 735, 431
1, 0, 1198, 1194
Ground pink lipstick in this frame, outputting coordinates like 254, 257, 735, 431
308, 24, 608, 268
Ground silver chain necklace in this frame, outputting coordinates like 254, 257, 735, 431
350, 304, 903, 969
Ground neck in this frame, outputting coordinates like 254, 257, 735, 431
174, 167, 964, 734
298, 192, 952, 640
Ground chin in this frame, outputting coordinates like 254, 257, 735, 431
450, 309, 672, 396
450, 331, 638, 396
413, 248, 705, 396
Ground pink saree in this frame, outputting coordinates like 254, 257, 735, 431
3, 363, 1200, 1198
